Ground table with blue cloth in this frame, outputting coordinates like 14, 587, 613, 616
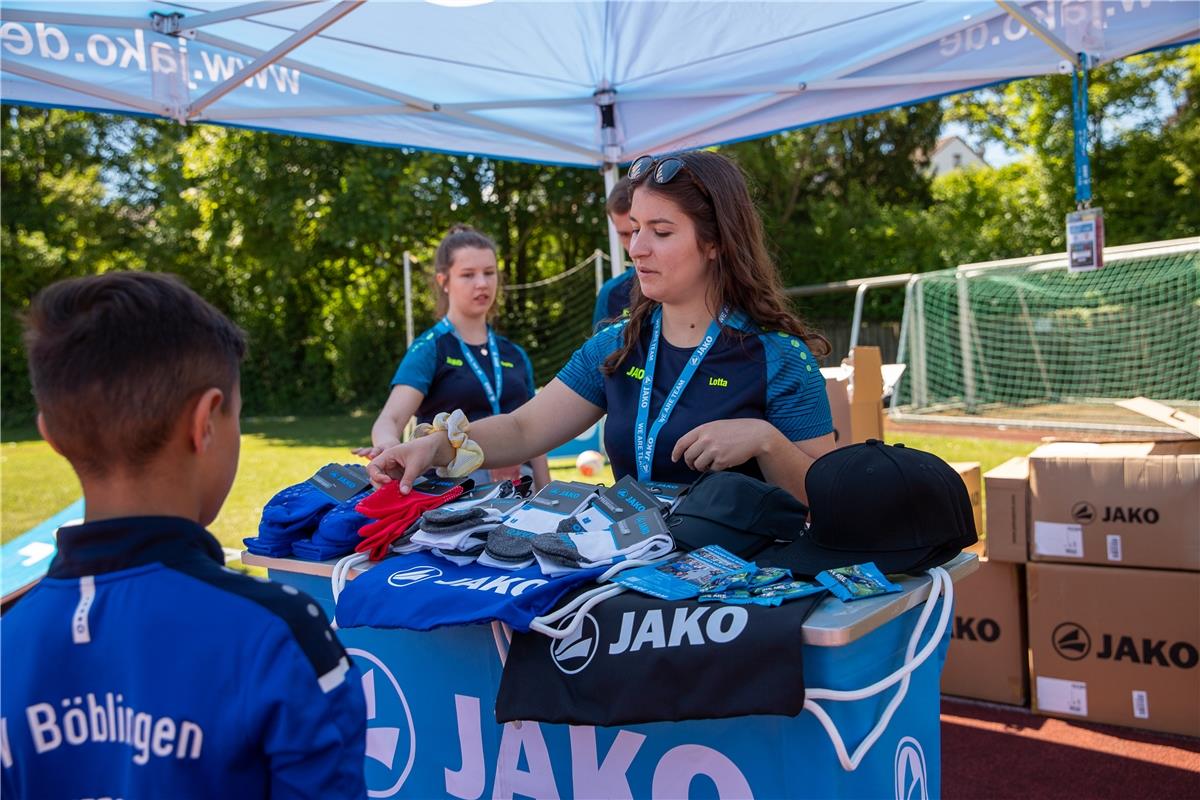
240, 549, 977, 799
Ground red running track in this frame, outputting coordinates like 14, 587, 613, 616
941, 699, 1200, 799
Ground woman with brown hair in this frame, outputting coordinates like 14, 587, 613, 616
367, 152, 833, 501
355, 224, 550, 487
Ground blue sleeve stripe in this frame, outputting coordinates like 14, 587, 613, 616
556, 359, 605, 407
762, 332, 833, 441
777, 415, 835, 442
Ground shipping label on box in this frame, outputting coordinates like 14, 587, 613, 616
943, 556, 1028, 706
1027, 562, 1200, 737
1028, 441, 1200, 570
984, 457, 1029, 563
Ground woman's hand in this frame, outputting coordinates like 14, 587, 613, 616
671, 418, 778, 473
366, 435, 450, 493
351, 440, 398, 460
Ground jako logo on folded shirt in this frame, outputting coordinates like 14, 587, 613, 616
387, 566, 444, 588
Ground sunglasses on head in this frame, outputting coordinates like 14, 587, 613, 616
627, 154, 711, 199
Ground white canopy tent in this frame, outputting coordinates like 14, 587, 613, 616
2, 0, 1197, 273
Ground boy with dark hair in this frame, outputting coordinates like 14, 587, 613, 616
593, 176, 637, 329
2, 272, 367, 799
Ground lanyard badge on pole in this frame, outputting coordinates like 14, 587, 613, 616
437, 318, 504, 416
1066, 54, 1104, 273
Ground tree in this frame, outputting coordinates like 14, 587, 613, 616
0, 107, 150, 421
945, 46, 1200, 246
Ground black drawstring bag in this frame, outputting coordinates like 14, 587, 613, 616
666, 471, 808, 559
495, 588, 822, 726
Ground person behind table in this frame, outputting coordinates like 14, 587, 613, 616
366, 151, 834, 502
355, 224, 550, 487
592, 176, 636, 329
3, 272, 366, 799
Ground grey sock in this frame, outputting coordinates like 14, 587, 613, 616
484, 524, 536, 561
531, 532, 584, 567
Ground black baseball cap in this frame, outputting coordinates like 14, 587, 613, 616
760, 440, 977, 576
666, 471, 808, 559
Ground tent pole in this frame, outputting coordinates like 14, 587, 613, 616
994, 1, 1083, 69
172, 1, 322, 33
1, 61, 168, 116
403, 251, 414, 348
603, 164, 624, 279
187, 0, 364, 118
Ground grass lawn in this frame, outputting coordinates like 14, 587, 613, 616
2, 415, 1034, 549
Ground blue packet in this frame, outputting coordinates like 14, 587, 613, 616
613, 545, 753, 601
698, 589, 782, 607
700, 566, 792, 593
817, 562, 903, 602
753, 579, 826, 600
698, 577, 825, 607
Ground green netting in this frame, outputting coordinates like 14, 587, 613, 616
498, 253, 605, 386
895, 246, 1200, 427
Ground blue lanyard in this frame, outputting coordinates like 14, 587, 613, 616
633, 306, 729, 482
436, 318, 503, 416
1072, 62, 1091, 206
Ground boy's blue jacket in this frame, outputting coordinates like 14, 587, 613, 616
1, 516, 367, 799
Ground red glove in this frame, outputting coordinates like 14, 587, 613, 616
354, 483, 465, 561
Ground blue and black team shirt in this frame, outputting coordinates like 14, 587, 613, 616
1, 517, 366, 800
591, 269, 636, 330
557, 314, 833, 484
391, 323, 537, 424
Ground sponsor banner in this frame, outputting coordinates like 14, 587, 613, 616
496, 589, 823, 726
276, 568, 950, 800
275, 570, 950, 799
1, 498, 84, 604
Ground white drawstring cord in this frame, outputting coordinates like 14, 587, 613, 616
802, 567, 954, 771
330, 551, 369, 604
527, 555, 676, 639
491, 621, 511, 666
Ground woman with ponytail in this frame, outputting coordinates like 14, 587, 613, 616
355, 225, 550, 487
368, 153, 833, 502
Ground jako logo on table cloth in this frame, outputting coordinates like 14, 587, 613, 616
347, 648, 416, 798
893, 736, 928, 800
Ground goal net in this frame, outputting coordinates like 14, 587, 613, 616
892, 239, 1200, 433
499, 250, 608, 386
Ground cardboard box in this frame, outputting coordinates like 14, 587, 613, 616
822, 346, 884, 447
984, 457, 1030, 563
1028, 441, 1200, 570
1027, 562, 1200, 736
949, 462, 982, 537
942, 553, 1028, 705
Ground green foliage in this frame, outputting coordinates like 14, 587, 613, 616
2, 45, 1195, 420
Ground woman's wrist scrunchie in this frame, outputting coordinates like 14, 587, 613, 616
413, 409, 485, 478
